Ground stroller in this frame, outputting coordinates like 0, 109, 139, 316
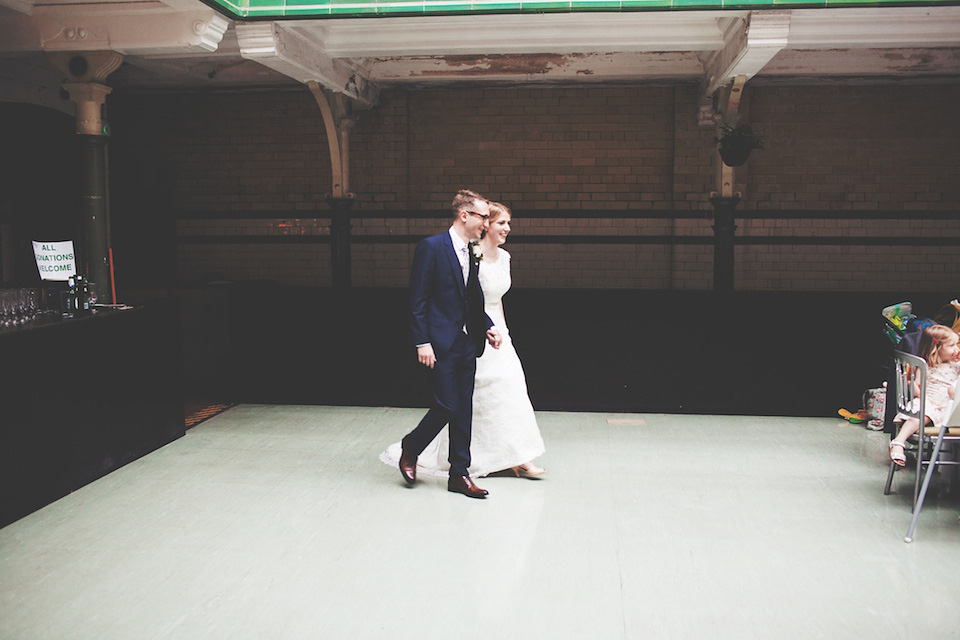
880, 302, 921, 436
848, 303, 917, 429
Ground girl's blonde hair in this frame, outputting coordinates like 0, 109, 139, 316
918, 324, 959, 367
487, 201, 511, 224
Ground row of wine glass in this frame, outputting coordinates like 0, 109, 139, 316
0, 287, 61, 327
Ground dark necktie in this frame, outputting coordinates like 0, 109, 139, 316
465, 256, 484, 353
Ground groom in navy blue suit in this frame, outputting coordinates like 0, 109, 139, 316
399, 190, 502, 499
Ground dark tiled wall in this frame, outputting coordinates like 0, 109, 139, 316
107, 84, 960, 291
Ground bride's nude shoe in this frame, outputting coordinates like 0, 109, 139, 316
511, 463, 545, 479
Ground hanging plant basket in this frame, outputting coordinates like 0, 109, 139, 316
715, 124, 764, 167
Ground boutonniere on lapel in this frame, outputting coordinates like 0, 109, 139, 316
468, 239, 483, 265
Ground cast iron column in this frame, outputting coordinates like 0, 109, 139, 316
62, 81, 114, 294
327, 196, 355, 289
709, 195, 740, 293
78, 134, 110, 294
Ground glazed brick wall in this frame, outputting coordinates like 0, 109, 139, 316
733, 85, 960, 292
110, 91, 332, 214
178, 243, 332, 287
350, 86, 683, 213
742, 86, 960, 212
108, 84, 959, 291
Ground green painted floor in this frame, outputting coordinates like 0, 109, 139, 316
2, 406, 959, 639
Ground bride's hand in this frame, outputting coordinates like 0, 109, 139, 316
486, 328, 502, 349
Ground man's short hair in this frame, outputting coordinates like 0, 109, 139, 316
451, 189, 485, 217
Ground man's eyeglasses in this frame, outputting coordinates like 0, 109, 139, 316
466, 211, 490, 221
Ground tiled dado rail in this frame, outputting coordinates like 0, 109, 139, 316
175, 208, 960, 288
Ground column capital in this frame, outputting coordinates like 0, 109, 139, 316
61, 81, 112, 103
325, 195, 357, 207
61, 81, 112, 135
47, 51, 123, 83
709, 195, 742, 211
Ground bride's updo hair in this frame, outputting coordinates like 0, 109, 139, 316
487, 201, 511, 223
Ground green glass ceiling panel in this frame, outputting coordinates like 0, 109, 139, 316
619, 0, 675, 5
207, 0, 958, 19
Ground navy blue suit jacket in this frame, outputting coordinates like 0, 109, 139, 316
409, 231, 493, 358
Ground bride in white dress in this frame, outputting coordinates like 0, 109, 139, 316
381, 202, 546, 478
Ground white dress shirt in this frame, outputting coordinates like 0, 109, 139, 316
449, 227, 470, 285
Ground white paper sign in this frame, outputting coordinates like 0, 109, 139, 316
33, 240, 77, 281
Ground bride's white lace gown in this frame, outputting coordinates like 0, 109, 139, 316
381, 247, 545, 477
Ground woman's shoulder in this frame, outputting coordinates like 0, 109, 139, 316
498, 247, 511, 261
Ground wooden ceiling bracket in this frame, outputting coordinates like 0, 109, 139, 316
712, 74, 746, 198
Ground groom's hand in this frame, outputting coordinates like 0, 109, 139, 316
486, 328, 502, 349
417, 344, 436, 369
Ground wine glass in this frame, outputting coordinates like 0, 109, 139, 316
43, 287, 60, 314
25, 288, 39, 319
14, 288, 28, 324
0, 290, 13, 327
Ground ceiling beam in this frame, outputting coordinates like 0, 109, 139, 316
702, 11, 791, 99
0, 0, 33, 15
307, 12, 734, 58
236, 22, 378, 107
366, 51, 704, 85
21, 9, 230, 55
787, 7, 960, 49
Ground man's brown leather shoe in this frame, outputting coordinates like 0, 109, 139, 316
399, 441, 418, 485
447, 475, 488, 499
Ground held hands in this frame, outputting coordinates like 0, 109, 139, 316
417, 344, 437, 369
417, 329, 500, 369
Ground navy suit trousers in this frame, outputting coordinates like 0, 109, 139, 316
404, 331, 477, 476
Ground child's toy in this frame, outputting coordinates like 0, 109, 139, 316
838, 408, 867, 424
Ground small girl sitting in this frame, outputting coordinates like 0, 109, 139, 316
889, 324, 960, 466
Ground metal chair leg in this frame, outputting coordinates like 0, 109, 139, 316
905, 427, 948, 543
884, 459, 897, 495
913, 437, 925, 510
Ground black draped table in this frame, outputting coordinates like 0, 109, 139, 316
0, 301, 185, 527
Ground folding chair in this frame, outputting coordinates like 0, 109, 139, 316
882, 331, 922, 437
882, 351, 960, 542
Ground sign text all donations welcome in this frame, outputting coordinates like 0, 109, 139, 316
32, 241, 77, 281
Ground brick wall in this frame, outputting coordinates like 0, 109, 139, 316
735, 85, 960, 291
107, 83, 960, 291
351, 86, 683, 211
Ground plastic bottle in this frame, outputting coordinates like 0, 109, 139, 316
63, 276, 77, 318
75, 276, 91, 315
